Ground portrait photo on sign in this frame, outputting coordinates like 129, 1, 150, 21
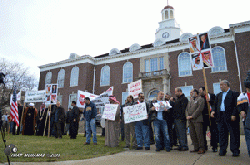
51, 94, 57, 103
52, 85, 57, 93
199, 33, 210, 50
201, 50, 214, 67
46, 95, 50, 101
191, 53, 203, 70
45, 85, 51, 94
189, 36, 200, 53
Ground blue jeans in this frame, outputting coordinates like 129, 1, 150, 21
174, 119, 189, 150
153, 119, 171, 151
86, 118, 97, 143
245, 128, 250, 157
135, 121, 150, 148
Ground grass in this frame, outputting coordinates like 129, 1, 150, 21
0, 133, 126, 163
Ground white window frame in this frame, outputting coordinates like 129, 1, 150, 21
211, 46, 227, 73
178, 52, 192, 77
179, 85, 193, 101
45, 72, 52, 85
57, 69, 65, 88
144, 56, 165, 72
100, 65, 110, 87
68, 94, 77, 109
213, 82, 221, 95
123, 62, 133, 83
70, 67, 79, 87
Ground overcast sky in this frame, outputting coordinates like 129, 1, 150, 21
1, 0, 249, 80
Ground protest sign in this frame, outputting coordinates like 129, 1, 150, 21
92, 87, 113, 107
102, 104, 119, 121
123, 102, 148, 124
191, 53, 203, 71
77, 90, 98, 108
153, 101, 172, 111
25, 90, 46, 103
45, 84, 58, 104
128, 80, 142, 99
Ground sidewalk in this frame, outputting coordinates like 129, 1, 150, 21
2, 135, 249, 165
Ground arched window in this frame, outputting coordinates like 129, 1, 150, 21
170, 10, 174, 19
70, 67, 79, 87
178, 52, 192, 76
45, 72, 52, 85
211, 47, 227, 72
100, 65, 110, 86
123, 62, 133, 83
165, 10, 169, 19
57, 69, 65, 88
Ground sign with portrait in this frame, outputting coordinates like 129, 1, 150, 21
45, 84, 58, 104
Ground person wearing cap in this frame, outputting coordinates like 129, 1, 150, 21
105, 96, 120, 147
237, 70, 250, 157
22, 103, 38, 135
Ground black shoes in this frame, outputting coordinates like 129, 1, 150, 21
212, 148, 218, 152
156, 148, 161, 152
145, 147, 150, 150
219, 151, 227, 156
123, 145, 130, 149
136, 147, 143, 150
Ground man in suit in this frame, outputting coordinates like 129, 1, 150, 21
69, 101, 80, 139
200, 34, 210, 50
186, 89, 205, 154
52, 101, 65, 139
211, 80, 240, 156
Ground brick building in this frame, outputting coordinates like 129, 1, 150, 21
38, 5, 250, 110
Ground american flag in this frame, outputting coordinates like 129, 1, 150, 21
10, 86, 19, 126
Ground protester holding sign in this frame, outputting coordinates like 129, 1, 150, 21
105, 96, 120, 147
134, 92, 151, 150
123, 95, 137, 149
83, 97, 97, 145
150, 91, 171, 152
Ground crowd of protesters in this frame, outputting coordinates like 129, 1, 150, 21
2, 71, 250, 158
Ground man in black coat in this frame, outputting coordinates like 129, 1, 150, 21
173, 87, 189, 151
199, 87, 219, 152
69, 101, 79, 139
52, 101, 65, 139
211, 80, 240, 156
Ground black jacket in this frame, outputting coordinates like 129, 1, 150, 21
212, 90, 239, 122
70, 106, 80, 122
173, 94, 189, 120
52, 106, 65, 123
65, 111, 71, 124
201, 93, 215, 125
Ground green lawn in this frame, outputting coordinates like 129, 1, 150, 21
0, 134, 126, 163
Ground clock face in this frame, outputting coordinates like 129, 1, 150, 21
162, 32, 170, 38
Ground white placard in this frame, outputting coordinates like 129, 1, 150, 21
123, 102, 148, 124
128, 79, 142, 99
25, 90, 46, 103
102, 104, 119, 121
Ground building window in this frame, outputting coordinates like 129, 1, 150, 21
145, 59, 150, 72
211, 47, 227, 72
100, 65, 110, 86
180, 86, 193, 101
70, 67, 79, 87
150, 58, 158, 72
123, 62, 133, 83
178, 52, 192, 76
68, 94, 77, 109
57, 95, 63, 104
122, 92, 129, 105
165, 10, 169, 19
57, 69, 65, 88
170, 10, 174, 19
45, 72, 52, 85
213, 83, 221, 95
160, 57, 164, 70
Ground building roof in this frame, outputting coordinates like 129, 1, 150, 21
164, 5, 174, 9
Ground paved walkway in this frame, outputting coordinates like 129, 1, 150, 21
2, 135, 249, 165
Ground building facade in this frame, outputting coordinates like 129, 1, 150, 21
38, 5, 250, 110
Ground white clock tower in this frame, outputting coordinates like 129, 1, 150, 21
155, 5, 180, 43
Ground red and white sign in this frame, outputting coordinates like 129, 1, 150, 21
128, 79, 142, 99
77, 90, 98, 108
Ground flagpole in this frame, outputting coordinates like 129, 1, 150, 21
48, 105, 51, 138
202, 67, 211, 126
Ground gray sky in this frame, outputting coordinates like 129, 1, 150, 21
1, 0, 249, 80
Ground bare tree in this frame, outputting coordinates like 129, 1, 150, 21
0, 58, 38, 106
